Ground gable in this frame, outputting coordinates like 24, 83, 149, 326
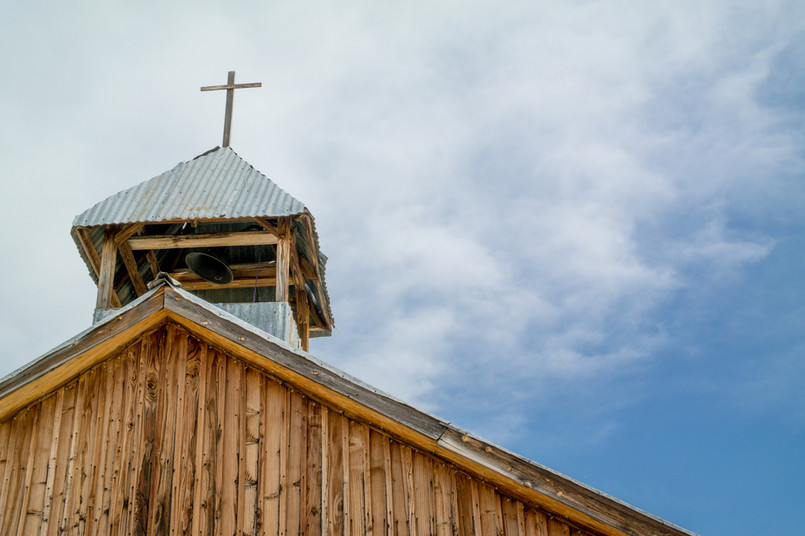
0, 285, 694, 536
0, 324, 595, 536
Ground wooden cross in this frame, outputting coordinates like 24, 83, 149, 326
201, 71, 262, 147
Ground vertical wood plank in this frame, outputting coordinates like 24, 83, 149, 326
368, 431, 388, 536
39, 389, 64, 536
4, 409, 35, 534
326, 411, 345, 536
16, 403, 45, 535
237, 364, 249, 536
469, 480, 482, 536
85, 362, 114, 535
501, 496, 522, 536
96, 359, 123, 536
199, 348, 225, 536
477, 483, 498, 535
261, 378, 285, 536
189, 341, 208, 535
167, 331, 191, 535
27, 394, 59, 535
145, 326, 183, 536
304, 400, 323, 536
242, 367, 262, 536
402, 446, 415, 536
433, 463, 453, 536
412, 452, 434, 536
133, 331, 164, 536
277, 386, 290, 536
382, 437, 394, 536
220, 356, 242, 536
320, 407, 329, 536
107, 346, 140, 535
0, 420, 11, 532
59, 374, 88, 534
454, 473, 475, 536
547, 517, 572, 536
347, 421, 366, 536
389, 441, 410, 536
286, 391, 305, 536
46, 382, 79, 536
0, 414, 22, 532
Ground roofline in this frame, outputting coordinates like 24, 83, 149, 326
0, 283, 696, 536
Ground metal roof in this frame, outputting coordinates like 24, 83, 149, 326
72, 146, 306, 227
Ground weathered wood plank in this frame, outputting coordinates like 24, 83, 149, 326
347, 420, 366, 536
96, 227, 119, 309
261, 377, 284, 536
128, 230, 278, 250
242, 367, 262, 536
502, 496, 523, 536
60, 373, 88, 534
133, 332, 163, 536
412, 452, 434, 536
548, 517, 572, 536
221, 353, 242, 535
107, 347, 140, 535
118, 240, 149, 296
278, 387, 290, 536
17, 402, 46, 535
320, 407, 330, 536
433, 463, 453, 536
199, 348, 225, 536
389, 441, 410, 536
84, 363, 113, 535
275, 218, 291, 303
327, 411, 345, 536
478, 482, 499, 535
190, 340, 208, 536
147, 326, 183, 536
369, 430, 389, 536
96, 359, 122, 536
286, 390, 305, 536
3, 409, 35, 534
305, 400, 323, 536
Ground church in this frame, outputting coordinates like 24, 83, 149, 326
0, 73, 695, 536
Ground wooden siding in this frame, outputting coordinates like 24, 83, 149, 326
0, 324, 596, 536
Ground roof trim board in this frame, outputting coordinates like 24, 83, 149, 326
0, 282, 697, 536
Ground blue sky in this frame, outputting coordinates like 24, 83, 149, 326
1, 1, 803, 534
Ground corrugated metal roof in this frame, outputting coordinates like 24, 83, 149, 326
72, 146, 306, 227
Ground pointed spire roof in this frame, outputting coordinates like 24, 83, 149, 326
73, 146, 306, 227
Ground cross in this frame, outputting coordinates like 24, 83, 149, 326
201, 71, 262, 147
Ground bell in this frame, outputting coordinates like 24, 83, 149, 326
185, 252, 234, 285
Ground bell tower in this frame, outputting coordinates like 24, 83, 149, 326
69, 73, 333, 351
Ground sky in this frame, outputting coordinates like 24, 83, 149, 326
1, 1, 803, 534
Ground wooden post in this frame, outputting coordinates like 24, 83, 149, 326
96, 226, 118, 309
275, 217, 291, 303
296, 288, 310, 352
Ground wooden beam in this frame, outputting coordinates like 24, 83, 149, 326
300, 213, 321, 277
96, 227, 118, 309
169, 263, 277, 291
128, 230, 278, 250
296, 288, 310, 352
146, 250, 160, 279
275, 218, 291, 303
76, 227, 122, 308
254, 217, 279, 236
113, 223, 145, 245
117, 241, 148, 296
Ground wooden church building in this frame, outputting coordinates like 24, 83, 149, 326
0, 75, 696, 536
